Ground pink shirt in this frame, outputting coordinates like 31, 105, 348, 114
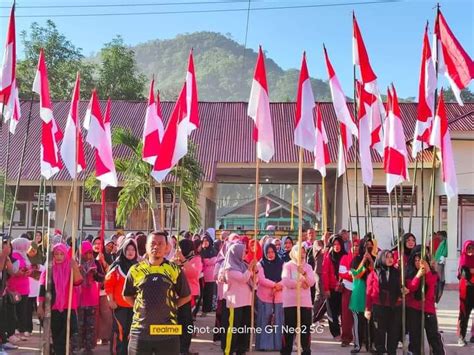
214, 263, 225, 300
281, 262, 315, 308
7, 253, 30, 296
257, 264, 282, 304
223, 269, 252, 308
38, 270, 79, 310
202, 256, 217, 283
182, 256, 203, 296
80, 271, 100, 307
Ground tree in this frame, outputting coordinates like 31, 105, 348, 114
97, 36, 146, 100
85, 127, 203, 231
17, 20, 95, 99
442, 87, 474, 103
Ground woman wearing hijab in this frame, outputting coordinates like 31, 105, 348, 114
105, 238, 138, 355
322, 235, 347, 339
393, 233, 416, 269
405, 245, 445, 355
281, 244, 315, 355
37, 243, 83, 355
457, 240, 474, 346
213, 240, 230, 342
365, 250, 402, 355
201, 234, 218, 316
280, 236, 294, 262
244, 239, 263, 264
255, 242, 284, 351
349, 236, 375, 353
221, 243, 256, 355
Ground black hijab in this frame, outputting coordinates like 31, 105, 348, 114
281, 236, 293, 262
406, 245, 435, 300
179, 239, 195, 261
200, 235, 217, 259
260, 243, 284, 282
402, 233, 416, 257
109, 239, 138, 276
329, 235, 347, 277
375, 250, 401, 306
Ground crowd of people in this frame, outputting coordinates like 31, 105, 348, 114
0, 227, 472, 355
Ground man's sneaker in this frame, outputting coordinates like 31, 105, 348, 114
3, 342, 19, 350
458, 338, 467, 347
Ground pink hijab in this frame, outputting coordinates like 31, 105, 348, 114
52, 243, 71, 312
459, 240, 474, 269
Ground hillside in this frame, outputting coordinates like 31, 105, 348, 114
132, 31, 332, 102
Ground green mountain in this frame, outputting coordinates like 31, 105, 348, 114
132, 31, 332, 102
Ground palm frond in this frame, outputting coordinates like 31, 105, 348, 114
84, 173, 101, 202
116, 176, 150, 227
112, 127, 142, 156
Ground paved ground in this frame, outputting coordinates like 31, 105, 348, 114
7, 290, 474, 354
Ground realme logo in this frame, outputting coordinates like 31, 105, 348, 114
150, 325, 182, 335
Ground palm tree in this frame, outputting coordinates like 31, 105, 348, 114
85, 127, 203, 231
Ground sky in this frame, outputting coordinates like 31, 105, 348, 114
0, 0, 473, 99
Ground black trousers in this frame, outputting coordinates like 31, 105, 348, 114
458, 287, 474, 339
326, 290, 342, 338
128, 335, 180, 355
111, 307, 134, 355
51, 309, 78, 355
213, 299, 226, 342
407, 308, 445, 355
312, 273, 326, 323
14, 295, 29, 333
178, 301, 193, 354
372, 304, 401, 355
192, 278, 205, 318
25, 297, 37, 333
221, 305, 251, 355
202, 282, 216, 313
281, 307, 312, 355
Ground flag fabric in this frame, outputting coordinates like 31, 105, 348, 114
60, 73, 86, 179
383, 85, 409, 193
248, 46, 274, 163
142, 79, 165, 165
186, 50, 199, 134
294, 52, 316, 152
32, 49, 63, 179
413, 24, 436, 158
323, 45, 357, 176
151, 84, 188, 182
83, 91, 117, 189
0, 4, 21, 134
429, 92, 457, 200
434, 10, 474, 106
314, 103, 330, 177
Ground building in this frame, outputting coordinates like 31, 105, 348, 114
1, 100, 472, 283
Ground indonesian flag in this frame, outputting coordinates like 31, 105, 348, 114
413, 23, 436, 158
32, 49, 63, 180
142, 79, 164, 165
383, 85, 408, 193
83, 91, 117, 189
60, 73, 86, 179
152, 84, 188, 182
294, 52, 316, 152
0, 4, 21, 134
314, 103, 330, 177
248, 46, 274, 163
429, 92, 457, 200
434, 10, 474, 106
324, 45, 357, 176
186, 50, 199, 134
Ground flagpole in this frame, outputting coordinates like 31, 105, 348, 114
149, 176, 157, 230
160, 183, 165, 230
296, 147, 304, 355
62, 184, 74, 234
177, 163, 183, 234
1, 131, 11, 233
249, 154, 260, 352
34, 178, 44, 235
408, 155, 419, 233
41, 178, 47, 236
332, 174, 338, 232
290, 189, 294, 231
170, 171, 178, 238
353, 66, 361, 238
365, 186, 374, 234
7, 97, 34, 237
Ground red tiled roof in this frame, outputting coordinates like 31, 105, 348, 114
2, 101, 472, 183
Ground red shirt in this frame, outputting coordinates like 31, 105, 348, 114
405, 272, 438, 314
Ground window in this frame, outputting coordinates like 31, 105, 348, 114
10, 202, 27, 227
30, 202, 49, 228
367, 186, 416, 217
82, 202, 118, 230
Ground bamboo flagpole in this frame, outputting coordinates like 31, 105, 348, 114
7, 97, 34, 237
160, 183, 165, 230
332, 174, 338, 232
149, 176, 157, 230
34, 178, 44, 235
62, 184, 74, 234
296, 148, 304, 355
1, 127, 11, 233
408, 155, 419, 233
290, 189, 295, 231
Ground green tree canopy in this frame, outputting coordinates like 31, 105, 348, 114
442, 87, 474, 103
97, 36, 146, 100
17, 20, 95, 100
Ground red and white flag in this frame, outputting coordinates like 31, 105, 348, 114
186, 50, 199, 134
0, 4, 21, 134
383, 85, 409, 193
248, 46, 274, 163
142, 79, 164, 165
32, 49, 63, 179
324, 46, 357, 176
60, 73, 86, 178
429, 92, 457, 200
434, 10, 474, 106
152, 84, 188, 182
314, 103, 330, 177
83, 91, 117, 189
294, 52, 316, 152
413, 24, 436, 158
